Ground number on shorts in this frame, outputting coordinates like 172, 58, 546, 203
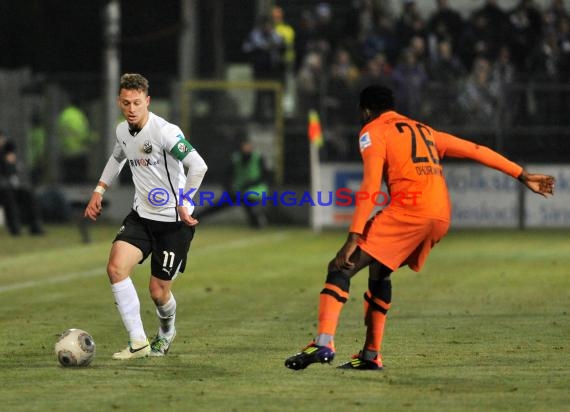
162, 251, 175, 269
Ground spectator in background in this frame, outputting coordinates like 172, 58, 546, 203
528, 28, 562, 81
362, 13, 399, 63
341, 0, 394, 58
409, 35, 428, 68
491, 45, 518, 126
395, 0, 426, 51
297, 51, 324, 117
427, 39, 466, 124
457, 12, 496, 69
427, 0, 464, 41
327, 48, 360, 97
294, 10, 318, 71
0, 130, 45, 236
313, 2, 340, 53
349, 0, 378, 43
58, 103, 91, 156
272, 6, 296, 115
429, 39, 466, 84
527, 25, 567, 122
324, 49, 360, 159
358, 53, 393, 91
508, 0, 543, 72
391, 47, 428, 118
28, 110, 46, 182
426, 0, 465, 63
492, 45, 517, 86
470, 0, 513, 59
557, 16, 570, 82
543, 0, 569, 34
57, 102, 93, 182
557, 16, 570, 122
272, 6, 296, 78
459, 56, 499, 125
242, 15, 285, 120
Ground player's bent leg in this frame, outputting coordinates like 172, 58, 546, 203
107, 240, 143, 284
338, 262, 392, 370
285, 248, 374, 370
149, 277, 177, 356
316, 249, 374, 343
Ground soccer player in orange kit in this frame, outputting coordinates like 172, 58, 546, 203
285, 85, 555, 370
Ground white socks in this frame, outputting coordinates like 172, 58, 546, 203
111, 277, 147, 343
156, 293, 177, 339
315, 333, 334, 347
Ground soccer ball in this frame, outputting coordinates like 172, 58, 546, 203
55, 329, 96, 367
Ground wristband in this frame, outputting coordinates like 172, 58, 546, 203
94, 185, 106, 195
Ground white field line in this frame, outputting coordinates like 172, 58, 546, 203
0, 232, 291, 294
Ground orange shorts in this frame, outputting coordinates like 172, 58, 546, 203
357, 209, 450, 272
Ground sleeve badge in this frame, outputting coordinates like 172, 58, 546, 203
359, 132, 372, 151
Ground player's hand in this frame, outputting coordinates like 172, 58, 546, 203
177, 206, 199, 226
519, 170, 555, 198
334, 233, 360, 270
84, 192, 103, 221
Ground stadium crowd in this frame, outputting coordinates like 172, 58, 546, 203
242, 0, 570, 131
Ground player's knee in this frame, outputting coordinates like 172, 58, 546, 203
324, 270, 351, 293
149, 280, 170, 305
368, 276, 392, 305
106, 260, 128, 284
326, 259, 354, 277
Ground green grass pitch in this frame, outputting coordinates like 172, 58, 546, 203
0, 224, 568, 411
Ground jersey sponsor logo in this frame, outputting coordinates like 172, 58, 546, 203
359, 132, 371, 151
142, 140, 153, 154
128, 158, 160, 167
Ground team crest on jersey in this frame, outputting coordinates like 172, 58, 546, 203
359, 132, 372, 151
177, 142, 189, 153
142, 140, 153, 154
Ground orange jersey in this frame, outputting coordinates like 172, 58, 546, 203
349, 111, 523, 234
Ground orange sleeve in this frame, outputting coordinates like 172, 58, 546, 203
349, 130, 386, 234
435, 132, 523, 178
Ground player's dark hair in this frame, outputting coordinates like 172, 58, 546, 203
120, 73, 149, 95
359, 85, 395, 114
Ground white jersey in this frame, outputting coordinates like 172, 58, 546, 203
111, 112, 195, 222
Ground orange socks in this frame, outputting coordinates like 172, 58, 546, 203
317, 283, 349, 336
363, 290, 390, 352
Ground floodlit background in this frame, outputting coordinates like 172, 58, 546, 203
0, 2, 569, 412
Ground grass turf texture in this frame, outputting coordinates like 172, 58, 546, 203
0, 224, 568, 411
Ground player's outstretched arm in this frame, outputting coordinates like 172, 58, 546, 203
518, 170, 555, 197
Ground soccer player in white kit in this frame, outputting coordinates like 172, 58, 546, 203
84, 73, 208, 359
